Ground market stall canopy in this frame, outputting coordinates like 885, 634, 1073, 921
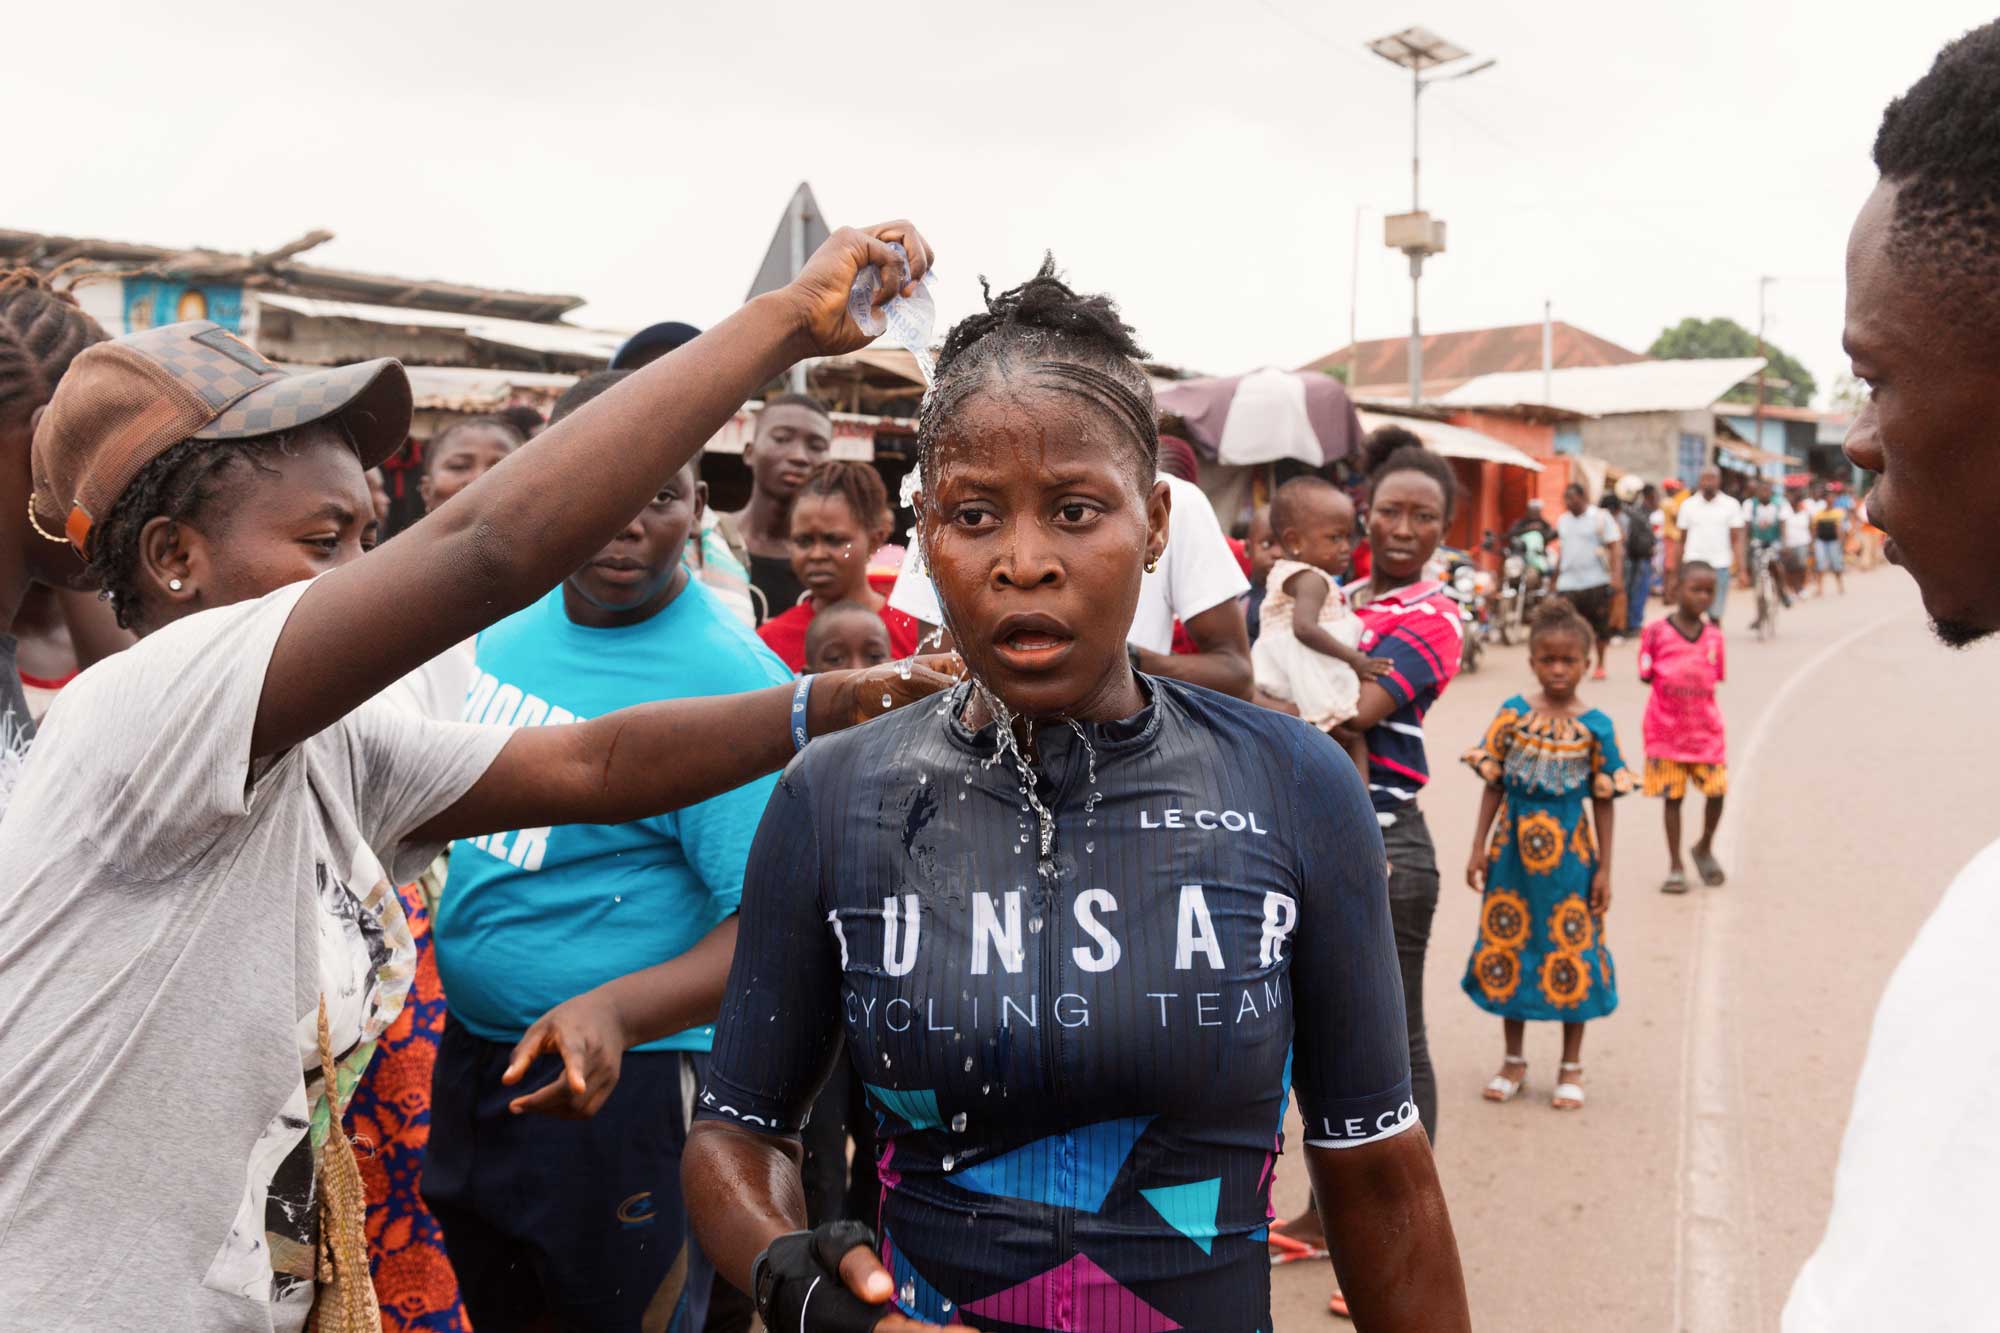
1356, 411, 1544, 471
1436, 357, 1767, 416
1714, 435, 1791, 469
1155, 366, 1362, 466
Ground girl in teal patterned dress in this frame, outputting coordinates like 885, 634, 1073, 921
1461, 599, 1634, 1111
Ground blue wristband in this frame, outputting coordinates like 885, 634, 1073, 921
791, 674, 814, 752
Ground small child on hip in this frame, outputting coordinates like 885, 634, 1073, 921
1462, 598, 1632, 1111
1250, 476, 1392, 776
1638, 560, 1729, 893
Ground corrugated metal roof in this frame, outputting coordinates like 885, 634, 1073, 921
255, 291, 627, 361
1436, 358, 1766, 416
1300, 321, 1648, 396
1356, 410, 1543, 471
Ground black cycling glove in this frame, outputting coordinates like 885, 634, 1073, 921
752, 1220, 893, 1332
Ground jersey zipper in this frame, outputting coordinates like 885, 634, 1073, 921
1039, 735, 1082, 1329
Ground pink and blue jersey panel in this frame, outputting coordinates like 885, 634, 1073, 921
1349, 579, 1463, 817
698, 678, 1414, 1332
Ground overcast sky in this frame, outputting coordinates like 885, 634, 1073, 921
10, 0, 1991, 404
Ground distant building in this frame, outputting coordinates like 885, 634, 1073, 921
1301, 320, 1649, 401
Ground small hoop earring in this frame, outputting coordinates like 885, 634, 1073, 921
1144, 556, 1159, 574
168, 578, 184, 592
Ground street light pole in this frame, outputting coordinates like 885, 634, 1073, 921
1368, 28, 1492, 405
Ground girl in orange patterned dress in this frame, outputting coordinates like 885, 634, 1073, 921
1460, 599, 1633, 1112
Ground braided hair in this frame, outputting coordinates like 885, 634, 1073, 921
1527, 595, 1593, 650
0, 269, 107, 432
1363, 424, 1458, 517
796, 458, 890, 537
917, 255, 1157, 485
86, 427, 330, 629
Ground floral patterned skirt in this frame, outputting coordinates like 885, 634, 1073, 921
1462, 792, 1619, 1023
344, 881, 471, 1332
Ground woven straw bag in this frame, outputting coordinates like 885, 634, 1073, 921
307, 994, 381, 1333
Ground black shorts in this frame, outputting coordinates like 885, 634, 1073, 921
1566, 584, 1615, 641
423, 1016, 721, 1333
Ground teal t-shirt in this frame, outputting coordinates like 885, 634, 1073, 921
436, 578, 794, 1051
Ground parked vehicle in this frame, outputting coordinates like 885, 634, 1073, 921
1441, 548, 1494, 673
1494, 532, 1548, 645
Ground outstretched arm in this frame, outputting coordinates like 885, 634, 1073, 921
251, 223, 932, 758
411, 655, 958, 843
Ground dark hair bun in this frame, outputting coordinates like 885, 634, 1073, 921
936, 254, 1149, 372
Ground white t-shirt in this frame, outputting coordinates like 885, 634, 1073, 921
888, 473, 1250, 654
1783, 838, 2000, 1331
0, 582, 511, 1331
1783, 505, 1813, 549
378, 639, 477, 722
1675, 491, 1746, 570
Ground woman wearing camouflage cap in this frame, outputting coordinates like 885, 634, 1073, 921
0, 223, 948, 1333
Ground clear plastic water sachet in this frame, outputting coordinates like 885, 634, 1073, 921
846, 240, 937, 386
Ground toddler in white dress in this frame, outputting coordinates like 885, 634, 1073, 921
1251, 477, 1389, 775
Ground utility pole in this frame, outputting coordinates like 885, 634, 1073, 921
1347, 206, 1362, 392
1754, 275, 1773, 471
1368, 27, 1494, 404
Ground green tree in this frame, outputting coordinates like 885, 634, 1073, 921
1647, 317, 1817, 408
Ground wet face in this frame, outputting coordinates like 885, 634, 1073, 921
806, 608, 893, 671
1530, 628, 1587, 700
745, 404, 832, 503
919, 384, 1167, 721
565, 464, 701, 616
1677, 566, 1718, 619
1698, 467, 1722, 499
1280, 489, 1357, 579
1843, 179, 2000, 645
140, 426, 376, 629
1366, 470, 1447, 583
1246, 507, 1278, 584
789, 492, 881, 604
420, 423, 517, 512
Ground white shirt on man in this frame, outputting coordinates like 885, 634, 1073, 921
1783, 838, 2000, 1331
1675, 490, 1746, 569
888, 474, 1249, 654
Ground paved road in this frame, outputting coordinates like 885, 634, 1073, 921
1269, 566, 2000, 1331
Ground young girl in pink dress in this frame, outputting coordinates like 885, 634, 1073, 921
1638, 560, 1728, 893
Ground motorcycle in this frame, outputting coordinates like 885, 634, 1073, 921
1494, 532, 1548, 646
1441, 549, 1494, 674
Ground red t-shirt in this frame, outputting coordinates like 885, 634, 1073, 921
757, 601, 922, 673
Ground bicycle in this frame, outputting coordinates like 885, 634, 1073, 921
1750, 543, 1786, 641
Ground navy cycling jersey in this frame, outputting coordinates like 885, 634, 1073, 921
698, 677, 1413, 1333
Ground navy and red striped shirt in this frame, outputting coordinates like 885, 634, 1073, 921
1347, 578, 1463, 819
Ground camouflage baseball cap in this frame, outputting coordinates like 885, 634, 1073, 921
31, 319, 411, 556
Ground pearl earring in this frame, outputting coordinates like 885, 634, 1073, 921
168, 578, 184, 592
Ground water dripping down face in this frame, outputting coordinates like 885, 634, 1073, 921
917, 382, 1167, 724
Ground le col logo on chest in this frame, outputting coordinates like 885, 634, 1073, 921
1139, 806, 1270, 834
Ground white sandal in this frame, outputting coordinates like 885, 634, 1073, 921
1483, 1056, 1527, 1103
1553, 1062, 1586, 1110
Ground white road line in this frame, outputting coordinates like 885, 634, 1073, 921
1673, 608, 1908, 1331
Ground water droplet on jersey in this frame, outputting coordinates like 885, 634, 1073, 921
897, 657, 913, 681
964, 1056, 974, 1072
900, 1280, 916, 1306
950, 1112, 968, 1133
1085, 841, 1095, 854
918, 771, 928, 785
941, 1154, 957, 1172
963, 772, 973, 784
958, 791, 967, 801
1028, 916, 1043, 933
981, 1083, 991, 1095
1086, 817, 1096, 829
